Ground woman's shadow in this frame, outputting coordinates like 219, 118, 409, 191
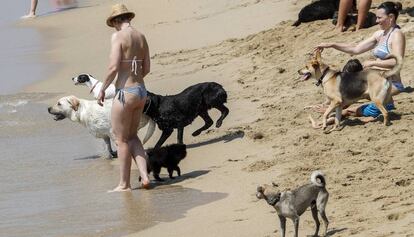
143, 170, 210, 188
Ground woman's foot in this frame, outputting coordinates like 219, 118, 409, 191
140, 177, 151, 189
335, 25, 346, 32
304, 103, 328, 113
108, 185, 132, 193
21, 13, 36, 19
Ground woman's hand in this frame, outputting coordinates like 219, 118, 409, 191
97, 90, 105, 106
314, 43, 333, 52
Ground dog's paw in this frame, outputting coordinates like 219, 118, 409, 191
110, 151, 118, 158
216, 120, 223, 128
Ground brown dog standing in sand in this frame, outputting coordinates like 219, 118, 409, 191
298, 50, 402, 132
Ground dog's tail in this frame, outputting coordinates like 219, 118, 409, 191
383, 54, 403, 78
311, 170, 326, 187
142, 119, 156, 145
204, 83, 228, 107
292, 20, 301, 27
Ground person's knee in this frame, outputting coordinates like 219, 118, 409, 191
113, 134, 129, 145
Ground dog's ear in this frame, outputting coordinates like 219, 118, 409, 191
314, 49, 322, 62
67, 96, 80, 111
271, 182, 279, 188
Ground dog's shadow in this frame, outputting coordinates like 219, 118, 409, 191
342, 112, 402, 127
187, 130, 244, 149
148, 170, 210, 188
403, 86, 414, 93
74, 155, 102, 160
325, 227, 347, 237
305, 227, 347, 237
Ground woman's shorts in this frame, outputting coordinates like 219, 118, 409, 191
360, 103, 395, 117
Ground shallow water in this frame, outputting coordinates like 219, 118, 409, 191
0, 1, 101, 94
0, 94, 226, 237
0, 2, 228, 236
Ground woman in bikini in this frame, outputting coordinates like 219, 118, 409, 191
314, 1, 405, 124
98, 4, 150, 192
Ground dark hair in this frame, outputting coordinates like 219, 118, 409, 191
112, 13, 134, 24
378, 2, 402, 19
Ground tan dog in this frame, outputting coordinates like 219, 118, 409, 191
298, 50, 402, 132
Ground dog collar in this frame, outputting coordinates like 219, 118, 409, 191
90, 81, 99, 94
316, 67, 330, 87
266, 193, 280, 206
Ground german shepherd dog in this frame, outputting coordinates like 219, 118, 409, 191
298, 50, 402, 132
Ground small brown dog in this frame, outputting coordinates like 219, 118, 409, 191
256, 171, 329, 237
299, 50, 402, 132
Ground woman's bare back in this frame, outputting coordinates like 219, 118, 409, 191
115, 27, 149, 88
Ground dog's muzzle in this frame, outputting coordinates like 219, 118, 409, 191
301, 72, 311, 81
48, 107, 66, 121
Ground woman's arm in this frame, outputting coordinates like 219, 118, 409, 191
142, 35, 150, 78
316, 32, 378, 55
98, 33, 122, 105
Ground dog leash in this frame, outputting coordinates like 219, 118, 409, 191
315, 67, 330, 87
143, 97, 151, 114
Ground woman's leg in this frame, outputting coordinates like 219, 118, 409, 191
30, 0, 38, 15
125, 94, 150, 187
356, 0, 372, 30
110, 97, 135, 192
336, 0, 353, 32
22, 0, 38, 18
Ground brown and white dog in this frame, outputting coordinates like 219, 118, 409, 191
298, 50, 402, 132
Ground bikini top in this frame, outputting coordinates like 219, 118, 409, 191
372, 26, 400, 60
121, 56, 143, 75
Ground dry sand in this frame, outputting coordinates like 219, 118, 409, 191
20, 0, 414, 236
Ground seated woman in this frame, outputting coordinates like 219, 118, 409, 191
314, 1, 405, 124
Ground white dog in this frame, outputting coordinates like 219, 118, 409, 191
48, 95, 155, 159
72, 73, 155, 143
72, 73, 116, 99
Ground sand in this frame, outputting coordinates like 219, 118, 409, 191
20, 0, 414, 236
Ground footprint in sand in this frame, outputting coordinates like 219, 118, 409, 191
387, 213, 402, 221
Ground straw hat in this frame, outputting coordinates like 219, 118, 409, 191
106, 4, 135, 27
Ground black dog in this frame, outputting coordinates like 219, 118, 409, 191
292, 0, 343, 27
340, 59, 366, 99
342, 58, 363, 73
143, 143, 187, 182
144, 82, 229, 148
